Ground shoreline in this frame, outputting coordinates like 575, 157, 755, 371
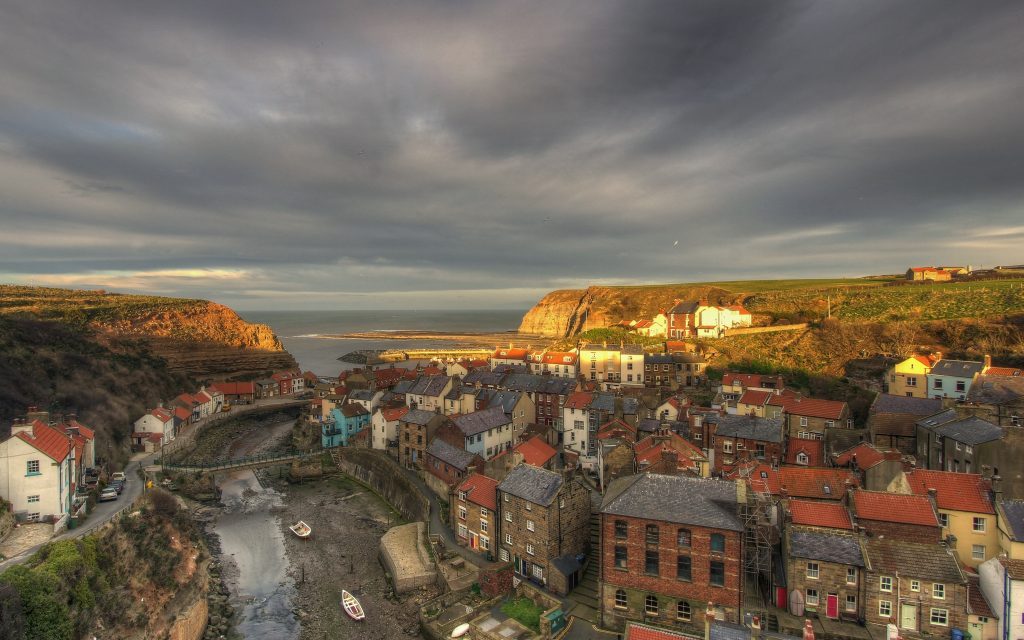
321, 330, 549, 343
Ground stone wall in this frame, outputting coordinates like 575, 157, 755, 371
379, 522, 438, 594
725, 323, 809, 336
333, 448, 430, 523
168, 596, 209, 640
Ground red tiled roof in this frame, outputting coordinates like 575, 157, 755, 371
634, 433, 705, 472
771, 396, 847, 420
492, 347, 529, 360
210, 381, 255, 395
789, 499, 853, 530
173, 407, 191, 421
542, 351, 578, 365
785, 438, 824, 467
722, 372, 782, 388
852, 490, 938, 527
458, 474, 498, 511
514, 436, 556, 467
727, 306, 751, 314
905, 470, 994, 514
596, 418, 637, 441
53, 419, 95, 441
16, 421, 72, 462
150, 408, 173, 422
564, 391, 593, 410
832, 442, 900, 470
271, 371, 294, 381
381, 406, 410, 422
626, 622, 694, 640
986, 366, 1023, 377
913, 355, 937, 368
175, 393, 196, 406
738, 464, 858, 500
666, 397, 682, 410
739, 389, 773, 406
967, 574, 993, 617
193, 391, 213, 403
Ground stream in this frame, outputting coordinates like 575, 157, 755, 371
212, 420, 300, 639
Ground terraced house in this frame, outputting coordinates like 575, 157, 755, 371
452, 473, 499, 558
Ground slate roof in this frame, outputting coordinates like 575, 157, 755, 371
999, 500, 1024, 541
537, 377, 578, 396
349, 389, 374, 401
966, 374, 1024, 405
401, 408, 440, 426
338, 403, 370, 418
916, 408, 959, 429
644, 354, 673, 365
710, 414, 784, 443
668, 300, 700, 315
871, 393, 944, 416
408, 375, 451, 397
487, 390, 522, 415
636, 418, 687, 433
789, 530, 864, 566
864, 538, 965, 583
498, 464, 564, 506
601, 474, 743, 531
852, 490, 938, 526
931, 359, 985, 378
590, 393, 617, 413
788, 500, 853, 530
426, 438, 477, 470
934, 416, 1003, 445
905, 470, 993, 514
502, 373, 546, 393
464, 369, 508, 387
392, 380, 415, 394
452, 406, 510, 437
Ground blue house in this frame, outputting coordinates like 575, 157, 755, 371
323, 403, 371, 448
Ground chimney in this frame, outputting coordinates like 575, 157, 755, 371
661, 448, 680, 474
984, 354, 992, 369
992, 475, 1003, 503
934, 351, 943, 362
11, 418, 33, 436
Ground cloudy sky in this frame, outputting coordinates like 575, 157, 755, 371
2, 1, 1023, 310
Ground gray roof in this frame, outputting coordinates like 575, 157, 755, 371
502, 373, 546, 393
916, 408, 959, 430
645, 354, 674, 365
408, 375, 451, 397
967, 375, 1024, 405
487, 390, 522, 415
931, 359, 985, 378
669, 300, 700, 314
710, 414, 784, 443
392, 380, 414, 394
463, 369, 508, 387
349, 389, 375, 401
402, 408, 440, 426
934, 416, 1003, 445
622, 397, 639, 415
337, 403, 370, 418
673, 352, 707, 364
871, 393, 944, 416
601, 474, 743, 531
497, 463, 564, 506
637, 418, 687, 433
1000, 500, 1024, 542
864, 538, 965, 584
590, 393, 617, 413
453, 406, 510, 437
538, 378, 578, 396
789, 530, 864, 566
710, 622, 751, 640
426, 438, 477, 470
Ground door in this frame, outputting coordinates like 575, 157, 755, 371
900, 603, 918, 632
826, 594, 839, 619
469, 533, 478, 550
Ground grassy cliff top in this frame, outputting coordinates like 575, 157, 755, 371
0, 284, 206, 325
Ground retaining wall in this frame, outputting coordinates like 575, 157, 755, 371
725, 323, 809, 336
168, 595, 208, 640
332, 448, 430, 523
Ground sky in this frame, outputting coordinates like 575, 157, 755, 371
2, 1, 1023, 310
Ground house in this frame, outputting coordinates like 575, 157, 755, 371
0, 418, 74, 522
733, 464, 859, 502
491, 346, 530, 368
541, 351, 578, 378
978, 557, 1023, 640
255, 378, 278, 398
863, 538, 967, 638
906, 267, 953, 281
423, 438, 483, 497
784, 527, 866, 621
706, 414, 785, 472
867, 394, 944, 454
193, 389, 215, 417
447, 406, 516, 460
52, 417, 96, 486
714, 373, 784, 413
371, 406, 408, 451
405, 375, 455, 412
210, 381, 256, 404
512, 436, 557, 470
516, 376, 577, 433
633, 428, 709, 477
579, 342, 625, 385
639, 313, 668, 339
671, 353, 707, 388
914, 411, 1024, 490
786, 438, 825, 467
272, 370, 297, 396
774, 397, 852, 440
886, 355, 938, 399
904, 470, 996, 569
497, 464, 591, 595
453, 473, 500, 558
485, 389, 535, 434
134, 408, 175, 444
996, 499, 1024, 559
644, 354, 675, 389
851, 490, 941, 541
927, 359, 986, 401
324, 403, 371, 448
600, 474, 744, 633
832, 442, 904, 491
348, 389, 384, 414
620, 346, 646, 387
563, 391, 596, 459
398, 409, 447, 466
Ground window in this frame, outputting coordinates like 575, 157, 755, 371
825, 420, 835, 429
26, 460, 40, 475
527, 519, 535, 532
932, 584, 945, 599
847, 567, 857, 584
930, 608, 948, 626
458, 490, 467, 501
800, 416, 809, 427
504, 493, 509, 502
505, 533, 512, 544
907, 377, 917, 387
973, 517, 986, 532
525, 502, 532, 511
500, 548, 509, 562
559, 498, 565, 509
645, 550, 660, 576
526, 543, 535, 556
677, 555, 691, 581
755, 443, 766, 458
677, 600, 692, 621
615, 520, 628, 539
614, 589, 627, 609
458, 524, 468, 538
880, 576, 893, 592
27, 495, 40, 503
677, 528, 691, 547
806, 562, 819, 579
934, 378, 943, 389
966, 445, 973, 454
710, 533, 725, 553
645, 595, 659, 615
646, 524, 659, 545
846, 595, 857, 612
506, 512, 512, 522
532, 564, 543, 580
806, 589, 819, 606
879, 601, 892, 617
723, 441, 733, 454
458, 507, 467, 520
972, 544, 986, 560
710, 561, 725, 587
910, 580, 920, 592
615, 546, 628, 569
938, 513, 949, 527
796, 452, 809, 465
956, 380, 966, 392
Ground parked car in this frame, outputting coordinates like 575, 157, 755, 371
99, 487, 118, 502
111, 471, 126, 482
110, 480, 124, 494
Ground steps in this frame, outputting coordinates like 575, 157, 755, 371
566, 513, 601, 624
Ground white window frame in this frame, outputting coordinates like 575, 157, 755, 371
807, 562, 819, 579
505, 533, 512, 544
932, 583, 945, 600
910, 580, 920, 592
806, 588, 819, 606
505, 512, 512, 522
973, 517, 986, 532
526, 543, 535, 556
930, 608, 948, 627
614, 589, 627, 609
500, 548, 509, 562
847, 567, 857, 584
527, 519, 535, 532
800, 416, 809, 427
880, 576, 893, 593
972, 544, 985, 560
879, 601, 892, 617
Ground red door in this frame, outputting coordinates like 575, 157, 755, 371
826, 594, 839, 619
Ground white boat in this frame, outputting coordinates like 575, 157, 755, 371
289, 521, 311, 539
451, 622, 471, 637
341, 590, 365, 621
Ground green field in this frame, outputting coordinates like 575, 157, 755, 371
600, 277, 892, 293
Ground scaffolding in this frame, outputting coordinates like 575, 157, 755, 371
738, 466, 778, 627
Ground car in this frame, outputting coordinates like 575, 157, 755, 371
99, 487, 118, 502
110, 480, 124, 494
111, 471, 126, 482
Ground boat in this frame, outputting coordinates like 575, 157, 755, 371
289, 521, 311, 539
341, 590, 365, 621
451, 622, 471, 638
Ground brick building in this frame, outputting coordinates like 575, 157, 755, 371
453, 473, 499, 558
784, 528, 866, 621
497, 464, 591, 595
851, 490, 941, 542
398, 409, 447, 467
599, 474, 744, 634
423, 438, 483, 497
706, 414, 784, 473
773, 397, 853, 439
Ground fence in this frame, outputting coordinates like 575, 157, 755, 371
162, 449, 321, 473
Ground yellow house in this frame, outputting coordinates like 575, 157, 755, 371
996, 499, 1024, 559
886, 354, 937, 398
906, 470, 997, 569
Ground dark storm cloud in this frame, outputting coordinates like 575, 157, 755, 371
1, 0, 1023, 308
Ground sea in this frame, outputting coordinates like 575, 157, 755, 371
240, 309, 527, 377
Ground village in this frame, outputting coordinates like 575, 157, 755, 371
2, 281, 1024, 640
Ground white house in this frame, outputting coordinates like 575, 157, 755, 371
405, 375, 454, 413
134, 408, 175, 444
349, 389, 384, 414
371, 406, 407, 450
193, 389, 214, 418
927, 359, 986, 401
979, 556, 1023, 640
0, 419, 74, 522
541, 351, 578, 378
619, 345, 645, 387
452, 407, 515, 460
562, 391, 596, 462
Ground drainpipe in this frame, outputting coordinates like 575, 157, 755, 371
1003, 562, 1010, 640
705, 601, 716, 640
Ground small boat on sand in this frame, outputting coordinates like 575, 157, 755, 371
341, 590, 365, 621
289, 521, 311, 538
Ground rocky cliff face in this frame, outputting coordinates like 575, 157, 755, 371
518, 284, 739, 337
